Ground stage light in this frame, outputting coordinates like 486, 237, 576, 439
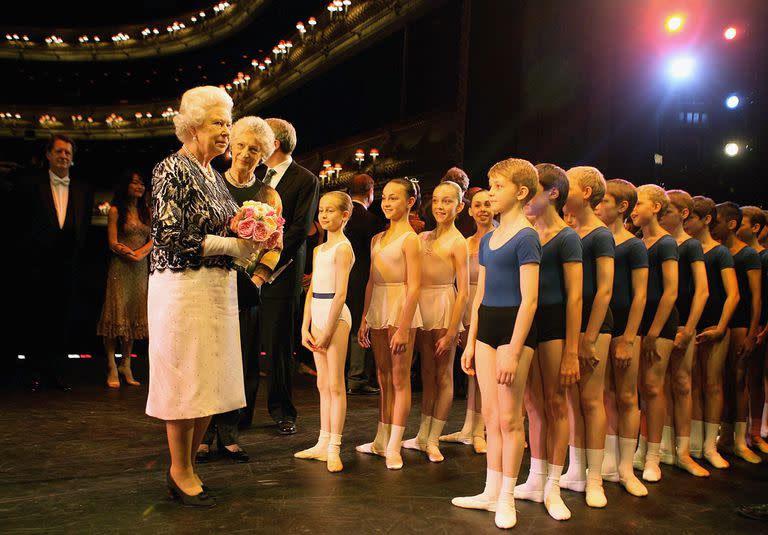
665, 14, 684, 33
725, 95, 740, 109
724, 27, 737, 40
724, 142, 739, 157
667, 55, 695, 80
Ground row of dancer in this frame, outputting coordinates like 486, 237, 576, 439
295, 158, 766, 530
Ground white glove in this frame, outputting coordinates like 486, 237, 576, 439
202, 235, 256, 261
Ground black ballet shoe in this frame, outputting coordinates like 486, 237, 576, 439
220, 447, 250, 463
195, 449, 213, 464
166, 471, 216, 507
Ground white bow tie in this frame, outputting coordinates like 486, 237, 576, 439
51, 176, 70, 187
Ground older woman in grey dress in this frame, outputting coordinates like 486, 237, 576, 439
146, 85, 257, 506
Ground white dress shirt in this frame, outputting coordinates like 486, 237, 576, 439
265, 156, 293, 189
49, 170, 70, 229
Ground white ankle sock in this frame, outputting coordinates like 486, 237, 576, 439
660, 426, 675, 464
327, 433, 343, 472
561, 446, 587, 492
514, 457, 547, 502
733, 421, 761, 463
472, 410, 485, 438
386, 424, 406, 469
585, 448, 607, 507
703, 422, 730, 469
643, 442, 662, 482
618, 437, 648, 496
761, 403, 768, 438
674, 436, 709, 477
690, 420, 704, 458
633, 435, 647, 469
403, 414, 431, 451
601, 434, 620, 481
544, 464, 571, 520
356, 421, 389, 455
495, 477, 517, 529
426, 419, 446, 462
451, 468, 501, 511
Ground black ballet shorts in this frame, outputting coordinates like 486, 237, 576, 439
534, 303, 566, 343
476, 304, 538, 350
612, 307, 630, 338
581, 302, 614, 335
639, 305, 679, 340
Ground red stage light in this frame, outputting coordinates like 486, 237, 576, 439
724, 27, 737, 40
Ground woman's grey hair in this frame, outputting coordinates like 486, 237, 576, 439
231, 116, 276, 164
173, 86, 233, 143
265, 118, 297, 155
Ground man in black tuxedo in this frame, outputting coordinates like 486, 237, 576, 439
344, 174, 383, 395
15, 135, 92, 391
250, 118, 319, 435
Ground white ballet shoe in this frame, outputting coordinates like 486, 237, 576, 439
703, 449, 730, 469
294, 446, 327, 461
426, 444, 444, 463
642, 462, 662, 482
675, 455, 710, 477
632, 448, 645, 471
689, 448, 703, 459
494, 499, 517, 529
472, 435, 487, 454
326, 451, 343, 473
545, 493, 571, 521
513, 482, 544, 503
660, 450, 676, 465
733, 445, 762, 464
585, 480, 607, 508
439, 431, 473, 444
559, 477, 586, 493
386, 450, 403, 470
451, 493, 498, 512
619, 473, 648, 497
355, 441, 386, 457
401, 437, 427, 452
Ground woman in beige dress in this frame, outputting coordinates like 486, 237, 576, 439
97, 171, 151, 388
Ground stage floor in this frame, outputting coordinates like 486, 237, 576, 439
0, 372, 766, 534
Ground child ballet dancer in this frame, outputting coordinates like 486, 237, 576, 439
403, 181, 469, 463
441, 190, 494, 453
630, 185, 679, 483
297, 192, 355, 472
596, 179, 650, 496
657, 190, 710, 477
685, 196, 739, 469
560, 166, 614, 508
452, 158, 540, 529
735, 206, 768, 454
357, 179, 423, 470
514, 163, 582, 521
712, 202, 762, 464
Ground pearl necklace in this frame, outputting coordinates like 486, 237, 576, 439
183, 146, 214, 181
225, 169, 256, 188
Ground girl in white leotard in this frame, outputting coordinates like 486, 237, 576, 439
402, 181, 469, 463
441, 190, 493, 454
297, 192, 355, 472
357, 179, 423, 470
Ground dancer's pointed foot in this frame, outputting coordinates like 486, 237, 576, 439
355, 441, 386, 457
401, 437, 426, 451
439, 431, 472, 444
675, 455, 710, 477
733, 445, 762, 464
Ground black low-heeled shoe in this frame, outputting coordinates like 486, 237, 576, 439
220, 447, 250, 463
166, 471, 216, 508
195, 449, 213, 464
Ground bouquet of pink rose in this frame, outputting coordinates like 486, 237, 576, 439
233, 200, 285, 270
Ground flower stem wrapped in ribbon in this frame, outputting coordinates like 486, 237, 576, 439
233, 200, 285, 272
